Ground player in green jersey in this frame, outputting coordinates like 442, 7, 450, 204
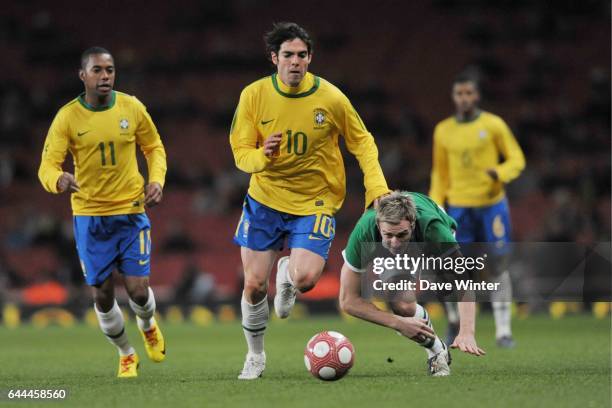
340, 191, 485, 376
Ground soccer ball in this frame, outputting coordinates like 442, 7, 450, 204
304, 331, 354, 381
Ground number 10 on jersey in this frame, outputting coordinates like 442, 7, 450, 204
286, 130, 308, 155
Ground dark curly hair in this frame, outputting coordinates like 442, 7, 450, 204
264, 22, 313, 58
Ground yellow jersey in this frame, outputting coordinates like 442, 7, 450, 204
38, 91, 167, 215
429, 111, 525, 207
230, 72, 389, 216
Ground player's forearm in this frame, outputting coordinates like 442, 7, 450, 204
428, 176, 447, 207
38, 161, 63, 194
364, 184, 391, 209
495, 154, 525, 184
355, 145, 386, 188
144, 146, 167, 188
344, 133, 389, 207
232, 147, 271, 173
495, 136, 526, 183
429, 145, 449, 205
340, 295, 399, 331
457, 301, 476, 335
39, 132, 68, 194
357, 150, 390, 208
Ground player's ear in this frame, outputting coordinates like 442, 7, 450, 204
78, 69, 85, 82
271, 52, 279, 66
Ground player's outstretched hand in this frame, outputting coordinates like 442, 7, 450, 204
57, 172, 79, 193
145, 182, 163, 207
394, 316, 436, 340
451, 334, 486, 356
263, 132, 282, 158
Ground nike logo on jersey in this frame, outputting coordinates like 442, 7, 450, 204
77, 130, 91, 137
308, 234, 324, 240
138, 259, 149, 265
261, 119, 275, 125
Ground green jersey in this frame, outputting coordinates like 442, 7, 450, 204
342, 192, 458, 272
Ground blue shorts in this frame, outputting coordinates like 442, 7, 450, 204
233, 195, 335, 260
73, 214, 152, 286
447, 198, 511, 253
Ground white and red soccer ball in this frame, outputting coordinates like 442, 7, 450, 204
304, 331, 354, 381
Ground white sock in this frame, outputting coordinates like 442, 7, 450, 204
491, 270, 512, 338
95, 301, 135, 356
241, 294, 268, 355
444, 302, 460, 325
129, 287, 156, 331
414, 304, 444, 357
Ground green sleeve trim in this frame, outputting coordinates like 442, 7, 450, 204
271, 74, 320, 98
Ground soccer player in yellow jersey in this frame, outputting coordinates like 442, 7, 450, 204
38, 47, 167, 377
230, 22, 390, 379
429, 74, 525, 348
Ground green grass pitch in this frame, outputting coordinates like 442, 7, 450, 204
1, 314, 610, 407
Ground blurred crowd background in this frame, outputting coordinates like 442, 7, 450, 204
0, 0, 609, 317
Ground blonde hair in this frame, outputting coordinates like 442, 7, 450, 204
375, 191, 417, 225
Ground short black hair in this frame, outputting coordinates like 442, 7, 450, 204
452, 72, 480, 92
80, 46, 113, 69
264, 22, 313, 57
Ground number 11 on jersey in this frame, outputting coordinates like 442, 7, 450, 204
98, 142, 116, 166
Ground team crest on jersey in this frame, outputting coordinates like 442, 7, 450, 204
120, 119, 129, 129
313, 109, 326, 128
479, 130, 487, 139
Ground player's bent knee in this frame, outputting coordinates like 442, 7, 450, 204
130, 290, 149, 306
293, 271, 319, 293
125, 281, 150, 306
244, 279, 268, 299
92, 281, 115, 311
93, 292, 114, 312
